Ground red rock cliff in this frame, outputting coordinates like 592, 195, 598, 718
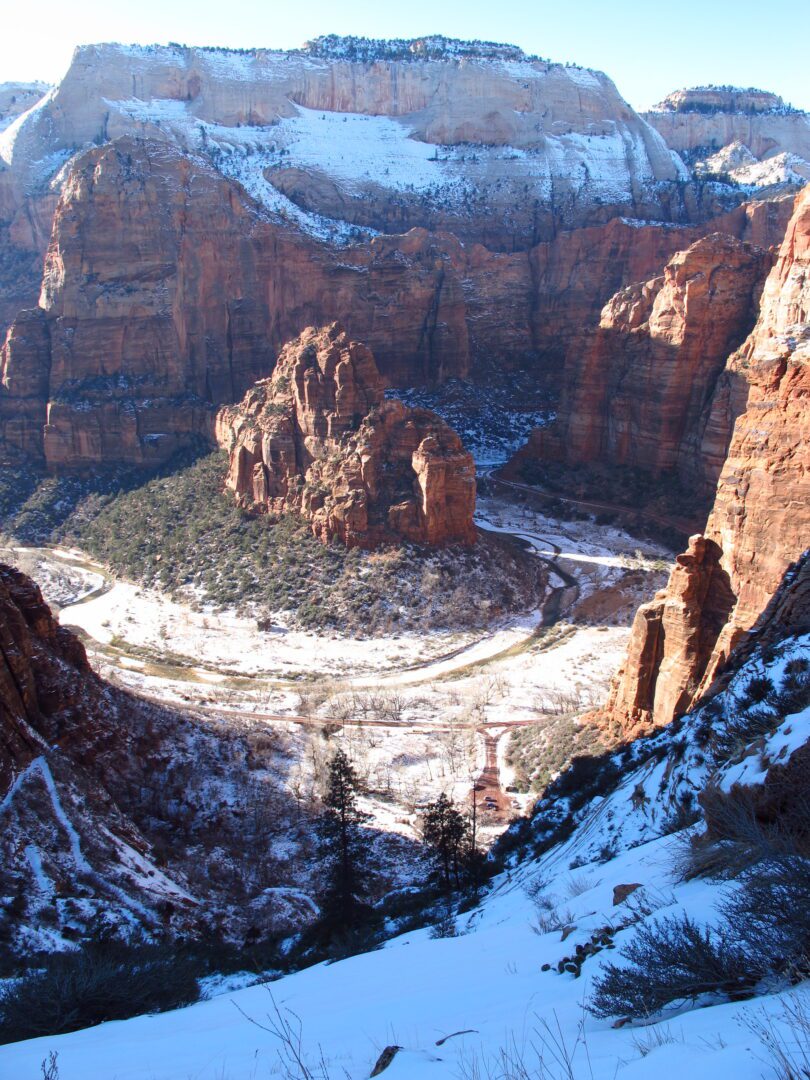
593, 186, 810, 739
0, 138, 795, 472
0, 563, 93, 792
216, 324, 477, 548
508, 230, 779, 510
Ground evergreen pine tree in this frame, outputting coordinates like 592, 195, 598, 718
319, 749, 370, 931
421, 792, 471, 890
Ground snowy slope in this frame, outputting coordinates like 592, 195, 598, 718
3, 636, 808, 1079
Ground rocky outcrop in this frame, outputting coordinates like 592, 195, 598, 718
0, 135, 794, 472
510, 231, 775, 509
591, 185, 810, 738
653, 88, 789, 115
597, 536, 736, 739
216, 324, 477, 548
645, 88, 810, 191
0, 563, 92, 791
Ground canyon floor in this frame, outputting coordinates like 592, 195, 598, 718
4, 483, 672, 847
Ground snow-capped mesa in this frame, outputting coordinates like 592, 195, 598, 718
645, 85, 810, 191
0, 36, 687, 250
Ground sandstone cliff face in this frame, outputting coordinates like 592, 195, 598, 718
0, 38, 688, 262
0, 137, 791, 472
512, 231, 775, 506
216, 324, 477, 548
593, 186, 810, 738
645, 89, 810, 191
0, 563, 92, 791
0, 139, 474, 467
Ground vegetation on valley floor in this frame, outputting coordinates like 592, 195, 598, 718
0, 449, 546, 635
511, 457, 706, 543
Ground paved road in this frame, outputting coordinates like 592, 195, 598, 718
484, 469, 690, 538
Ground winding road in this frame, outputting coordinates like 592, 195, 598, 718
485, 469, 691, 537
17, 482, 619, 819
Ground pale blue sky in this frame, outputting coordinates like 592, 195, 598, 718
2, 0, 808, 112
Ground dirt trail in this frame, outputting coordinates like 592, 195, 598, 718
471, 730, 511, 822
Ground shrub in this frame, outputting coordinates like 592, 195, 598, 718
589, 912, 754, 1019
591, 853, 810, 1020
0, 942, 199, 1044
741, 675, 775, 706
721, 855, 810, 980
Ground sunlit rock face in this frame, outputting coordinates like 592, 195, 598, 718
590, 186, 810, 739
216, 323, 477, 549
2, 133, 758, 473
645, 86, 810, 189
0, 37, 689, 259
508, 229, 777, 510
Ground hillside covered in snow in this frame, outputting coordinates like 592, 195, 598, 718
2, 607, 808, 1078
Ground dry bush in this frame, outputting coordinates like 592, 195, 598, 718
589, 912, 754, 1020
742, 994, 810, 1080
459, 1011, 592, 1080
530, 894, 578, 936
683, 779, 810, 880
0, 943, 199, 1043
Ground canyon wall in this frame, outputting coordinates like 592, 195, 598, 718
216, 323, 477, 548
593, 186, 810, 739
0, 137, 792, 473
0, 38, 689, 264
2, 40, 765, 344
510, 230, 775, 505
0, 563, 90, 791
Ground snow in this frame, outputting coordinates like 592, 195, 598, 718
3, 811, 807, 1079
0, 85, 57, 166
1, 508, 806, 1077
497, 59, 548, 81
14, 492, 670, 853
696, 141, 810, 187
564, 66, 605, 91
1, 757, 162, 922
57, 574, 485, 680
101, 830, 197, 905
16, 758, 91, 873
24, 843, 51, 896
720, 702, 810, 791
100, 82, 674, 246
275, 105, 450, 194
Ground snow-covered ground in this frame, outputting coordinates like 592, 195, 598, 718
28, 496, 667, 695
695, 140, 810, 187
4, 638, 808, 1080
1, 546, 106, 609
